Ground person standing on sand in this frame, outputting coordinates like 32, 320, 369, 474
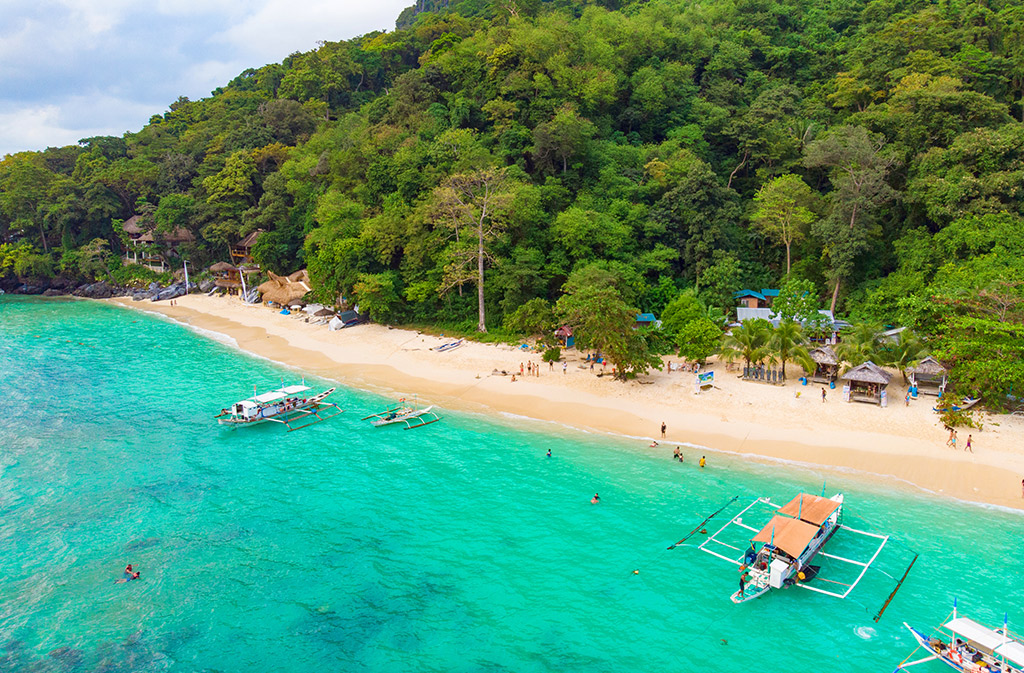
563, 362, 567, 375
549, 361, 554, 372
905, 391, 910, 406
965, 434, 973, 452
951, 431, 958, 450
661, 421, 666, 438
821, 388, 827, 403
520, 363, 524, 376
946, 428, 955, 447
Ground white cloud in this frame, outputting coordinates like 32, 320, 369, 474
0, 1, 415, 155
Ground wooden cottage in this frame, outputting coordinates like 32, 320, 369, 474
907, 356, 948, 396
809, 345, 840, 384
122, 215, 194, 272
841, 361, 893, 406
554, 325, 575, 349
231, 229, 263, 266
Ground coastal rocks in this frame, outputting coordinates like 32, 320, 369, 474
73, 281, 117, 299
198, 279, 215, 293
150, 281, 196, 302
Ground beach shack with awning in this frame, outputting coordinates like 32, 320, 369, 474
554, 325, 574, 349
841, 361, 893, 406
809, 345, 840, 384
907, 356, 948, 397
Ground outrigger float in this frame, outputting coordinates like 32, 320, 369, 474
361, 398, 441, 429
895, 601, 1024, 672
670, 491, 915, 615
215, 384, 343, 431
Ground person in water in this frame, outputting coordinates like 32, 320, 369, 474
124, 563, 133, 576
546, 449, 551, 458
699, 456, 706, 468
116, 571, 141, 583
591, 493, 600, 504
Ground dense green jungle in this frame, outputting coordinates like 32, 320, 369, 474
1, 0, 1022, 404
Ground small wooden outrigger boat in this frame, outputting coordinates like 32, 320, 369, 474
895, 601, 1024, 672
670, 491, 912, 614
215, 384, 343, 431
361, 398, 441, 429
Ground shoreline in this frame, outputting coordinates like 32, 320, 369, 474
108, 294, 1024, 511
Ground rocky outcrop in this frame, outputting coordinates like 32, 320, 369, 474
73, 281, 119, 299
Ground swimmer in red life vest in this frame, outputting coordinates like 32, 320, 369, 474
591, 493, 600, 504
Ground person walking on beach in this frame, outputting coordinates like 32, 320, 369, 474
661, 421, 666, 438
821, 388, 827, 403
946, 428, 955, 447
562, 362, 567, 375
951, 431, 958, 450
520, 363, 524, 376
549, 360, 554, 372
905, 391, 910, 406
965, 434, 973, 452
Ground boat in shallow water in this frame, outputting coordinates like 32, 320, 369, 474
895, 602, 1024, 672
215, 384, 343, 431
679, 491, 905, 609
361, 398, 441, 429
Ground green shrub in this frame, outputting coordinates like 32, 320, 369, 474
542, 347, 561, 363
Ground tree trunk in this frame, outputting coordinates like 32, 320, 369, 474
830, 278, 840, 314
477, 226, 487, 333
38, 222, 48, 253
785, 242, 791, 275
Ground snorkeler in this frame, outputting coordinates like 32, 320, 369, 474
116, 571, 141, 584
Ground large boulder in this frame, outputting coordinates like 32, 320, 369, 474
73, 281, 115, 299
42, 288, 67, 297
198, 279, 215, 293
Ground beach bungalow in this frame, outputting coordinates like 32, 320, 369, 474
733, 289, 779, 310
841, 361, 893, 406
122, 216, 195, 272
231, 229, 263, 266
907, 356, 948, 397
210, 261, 242, 294
554, 325, 575, 349
635, 313, 658, 329
257, 269, 312, 306
809, 345, 840, 384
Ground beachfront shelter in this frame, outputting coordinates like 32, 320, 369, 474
841, 361, 893, 405
907, 356, 948, 397
809, 346, 840, 384
554, 325, 575, 349
258, 269, 312, 306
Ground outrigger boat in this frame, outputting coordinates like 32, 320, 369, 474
215, 384, 343, 431
895, 601, 1024, 672
361, 398, 441, 429
671, 491, 912, 614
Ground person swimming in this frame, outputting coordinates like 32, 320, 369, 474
591, 493, 600, 504
546, 449, 551, 458
124, 563, 133, 576
116, 571, 141, 584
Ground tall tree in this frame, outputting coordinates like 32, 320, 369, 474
431, 167, 514, 332
750, 174, 816, 275
804, 126, 898, 313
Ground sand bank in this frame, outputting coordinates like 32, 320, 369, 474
110, 294, 1024, 510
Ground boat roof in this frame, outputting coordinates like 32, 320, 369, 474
997, 640, 1024, 667
251, 385, 310, 403
945, 617, 1007, 651
752, 515, 820, 558
778, 493, 841, 526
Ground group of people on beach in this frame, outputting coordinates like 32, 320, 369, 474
945, 428, 973, 452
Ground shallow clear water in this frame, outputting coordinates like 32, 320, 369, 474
1, 296, 1021, 672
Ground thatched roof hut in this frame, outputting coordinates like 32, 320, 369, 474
258, 269, 312, 305
842, 361, 893, 385
122, 215, 144, 236
209, 261, 237, 273
809, 345, 840, 383
842, 361, 893, 405
907, 356, 948, 396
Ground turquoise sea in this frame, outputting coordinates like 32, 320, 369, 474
1, 295, 1021, 672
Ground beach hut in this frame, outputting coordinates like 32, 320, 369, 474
907, 356, 948, 396
231, 229, 264, 266
209, 261, 241, 293
554, 325, 575, 349
809, 345, 840, 384
635, 313, 658, 329
841, 361, 893, 406
258, 269, 312, 306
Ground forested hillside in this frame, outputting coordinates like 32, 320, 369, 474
2, 0, 1023, 397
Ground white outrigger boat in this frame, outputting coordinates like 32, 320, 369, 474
673, 492, 910, 611
895, 601, 1024, 672
215, 384, 343, 431
361, 398, 441, 429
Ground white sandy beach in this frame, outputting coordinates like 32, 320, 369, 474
111, 294, 1024, 510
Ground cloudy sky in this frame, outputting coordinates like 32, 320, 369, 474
0, 0, 412, 157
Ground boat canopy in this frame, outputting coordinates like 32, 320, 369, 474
996, 641, 1024, 667
752, 515, 820, 558
778, 493, 841, 526
251, 385, 311, 404
945, 617, 1006, 651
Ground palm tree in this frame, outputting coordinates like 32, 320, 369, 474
769, 320, 815, 380
877, 329, 929, 383
836, 322, 882, 369
720, 319, 772, 369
